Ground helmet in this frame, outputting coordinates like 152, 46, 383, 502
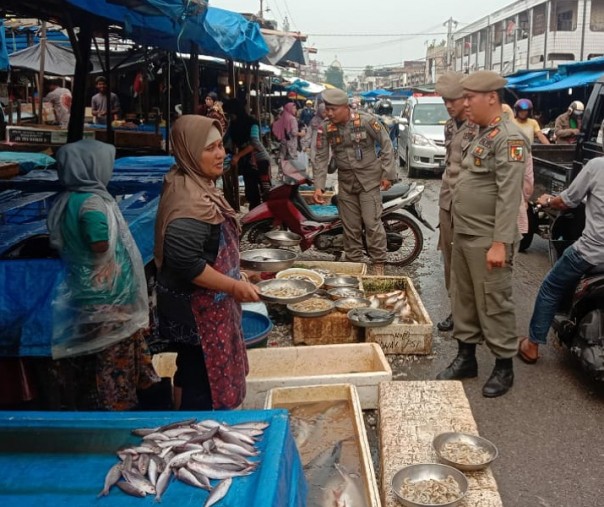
569, 100, 585, 115
514, 98, 533, 112
376, 99, 393, 116
305, 99, 313, 106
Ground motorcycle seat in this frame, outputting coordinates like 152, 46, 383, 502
381, 183, 411, 203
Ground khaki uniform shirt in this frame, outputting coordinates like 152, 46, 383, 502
439, 118, 477, 211
314, 110, 397, 193
453, 116, 526, 244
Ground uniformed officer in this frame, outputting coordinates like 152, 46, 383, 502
435, 72, 477, 332
312, 88, 398, 275
436, 71, 526, 398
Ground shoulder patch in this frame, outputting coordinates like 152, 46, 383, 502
370, 120, 383, 133
508, 139, 526, 162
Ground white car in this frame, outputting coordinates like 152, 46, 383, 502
397, 96, 448, 178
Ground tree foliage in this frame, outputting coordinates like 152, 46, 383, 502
324, 65, 345, 90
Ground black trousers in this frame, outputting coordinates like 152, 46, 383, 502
241, 158, 271, 209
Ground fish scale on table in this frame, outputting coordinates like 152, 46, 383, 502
98, 417, 268, 504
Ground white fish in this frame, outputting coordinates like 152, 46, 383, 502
176, 467, 211, 490
154, 467, 172, 502
204, 477, 232, 507
97, 463, 122, 497
332, 463, 367, 507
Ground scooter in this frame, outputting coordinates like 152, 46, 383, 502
240, 161, 434, 266
542, 205, 604, 380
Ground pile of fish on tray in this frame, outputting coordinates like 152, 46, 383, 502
99, 417, 268, 506
368, 290, 418, 324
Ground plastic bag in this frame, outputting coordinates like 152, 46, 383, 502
51, 199, 149, 359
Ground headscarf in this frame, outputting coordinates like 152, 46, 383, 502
272, 102, 298, 141
47, 139, 116, 250
154, 115, 236, 269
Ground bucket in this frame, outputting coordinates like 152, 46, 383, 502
242, 310, 273, 349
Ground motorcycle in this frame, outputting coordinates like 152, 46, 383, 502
240, 161, 434, 266
537, 204, 604, 380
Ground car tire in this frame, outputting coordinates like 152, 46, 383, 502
407, 149, 418, 178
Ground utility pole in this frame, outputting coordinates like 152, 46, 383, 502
259, 0, 263, 19
444, 17, 458, 71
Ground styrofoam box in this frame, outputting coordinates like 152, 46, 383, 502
243, 343, 391, 410
266, 383, 381, 507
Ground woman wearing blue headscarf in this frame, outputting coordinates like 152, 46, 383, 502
47, 139, 160, 410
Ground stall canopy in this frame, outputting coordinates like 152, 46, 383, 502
518, 57, 604, 92
261, 29, 306, 66
283, 77, 325, 96
0, 20, 9, 71
9, 41, 75, 75
65, 0, 268, 62
504, 70, 550, 89
361, 89, 393, 98
2, 24, 70, 55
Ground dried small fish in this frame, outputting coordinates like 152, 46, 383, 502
440, 441, 492, 465
399, 475, 461, 505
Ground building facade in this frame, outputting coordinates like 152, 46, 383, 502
453, 0, 604, 74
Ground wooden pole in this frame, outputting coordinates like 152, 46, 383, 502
104, 26, 114, 144
38, 22, 47, 124
67, 19, 92, 142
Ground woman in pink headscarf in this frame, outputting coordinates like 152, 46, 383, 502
272, 102, 303, 162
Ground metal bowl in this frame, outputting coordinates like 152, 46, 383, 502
432, 432, 499, 472
287, 298, 334, 318
324, 276, 360, 290
276, 268, 324, 288
240, 248, 298, 272
256, 279, 316, 305
264, 230, 302, 247
327, 287, 364, 300
334, 297, 371, 313
391, 463, 468, 507
347, 308, 395, 328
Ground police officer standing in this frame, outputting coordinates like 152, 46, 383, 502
436, 71, 526, 398
435, 72, 477, 332
313, 89, 398, 275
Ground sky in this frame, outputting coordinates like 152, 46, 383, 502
211, 0, 513, 78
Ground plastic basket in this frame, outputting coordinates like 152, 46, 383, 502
242, 310, 273, 348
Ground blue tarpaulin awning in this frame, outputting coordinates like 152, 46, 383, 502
0, 20, 9, 71
361, 89, 393, 98
65, 0, 268, 62
505, 70, 550, 88
522, 69, 604, 92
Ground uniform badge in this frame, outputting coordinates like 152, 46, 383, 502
486, 127, 500, 139
370, 120, 382, 133
472, 146, 485, 156
474, 157, 482, 166
508, 140, 526, 162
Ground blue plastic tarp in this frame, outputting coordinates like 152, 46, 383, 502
0, 410, 307, 507
65, 1, 268, 62
522, 69, 604, 92
361, 89, 393, 98
0, 193, 159, 356
0, 152, 56, 173
0, 20, 9, 71
504, 70, 550, 88
114, 155, 174, 172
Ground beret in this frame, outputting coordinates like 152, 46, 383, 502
435, 72, 465, 99
322, 88, 349, 106
461, 70, 507, 92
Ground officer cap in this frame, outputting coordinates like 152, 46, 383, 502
322, 88, 349, 106
435, 72, 465, 99
461, 70, 507, 92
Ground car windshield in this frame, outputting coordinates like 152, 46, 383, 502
412, 103, 448, 125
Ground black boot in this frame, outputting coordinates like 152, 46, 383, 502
437, 313, 454, 332
436, 342, 478, 380
482, 358, 514, 398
